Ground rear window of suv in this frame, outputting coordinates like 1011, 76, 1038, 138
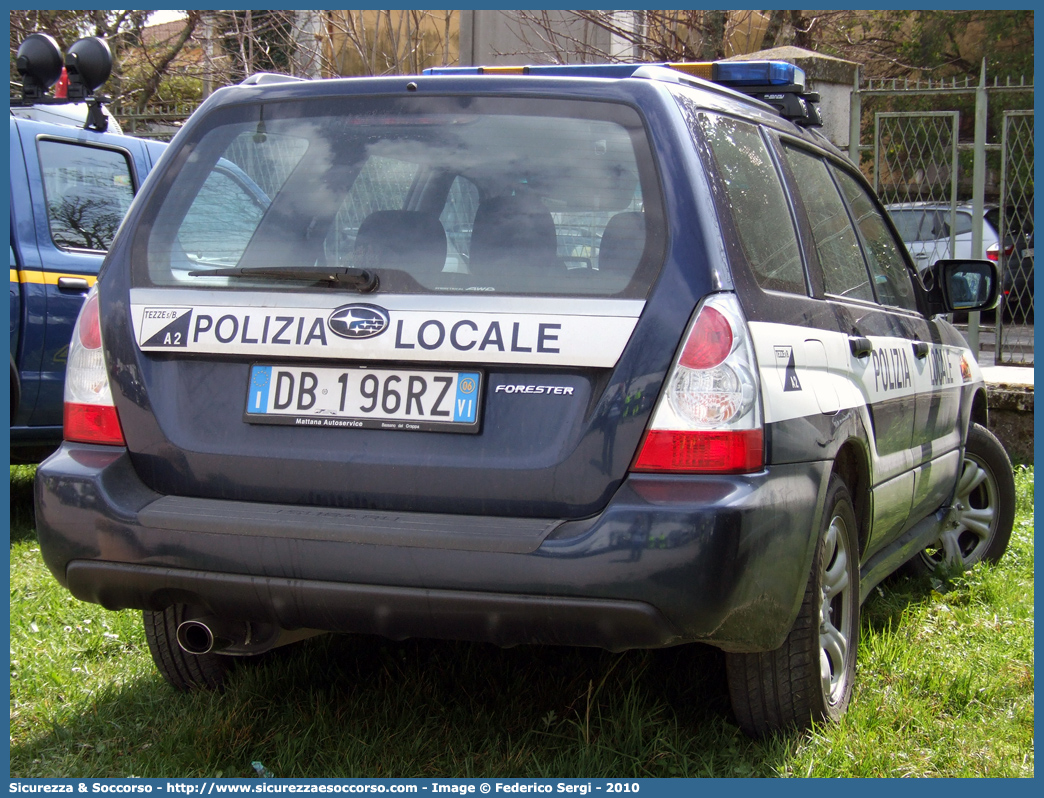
137, 96, 666, 299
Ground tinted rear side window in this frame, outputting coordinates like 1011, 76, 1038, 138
953, 212, 974, 236
782, 146, 874, 303
38, 140, 136, 251
687, 111, 805, 295
138, 96, 665, 298
833, 168, 918, 311
984, 207, 999, 232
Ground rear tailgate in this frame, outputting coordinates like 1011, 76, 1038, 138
123, 292, 653, 517
106, 86, 695, 519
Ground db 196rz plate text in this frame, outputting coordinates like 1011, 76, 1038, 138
246, 365, 481, 433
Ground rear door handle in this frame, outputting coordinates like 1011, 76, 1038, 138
849, 336, 872, 358
57, 276, 91, 292
912, 341, 930, 359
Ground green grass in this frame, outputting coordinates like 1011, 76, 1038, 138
9, 465, 1034, 778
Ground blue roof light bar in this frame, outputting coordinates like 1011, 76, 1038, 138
421, 60, 819, 126
711, 61, 805, 89
423, 60, 804, 89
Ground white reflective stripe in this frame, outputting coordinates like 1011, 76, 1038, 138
751, 322, 858, 424
749, 321, 972, 425
130, 292, 644, 368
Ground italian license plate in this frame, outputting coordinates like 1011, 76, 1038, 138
245, 364, 482, 433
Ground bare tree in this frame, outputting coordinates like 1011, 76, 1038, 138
16, 9, 1030, 113
494, 9, 912, 68
323, 11, 458, 76
11, 10, 201, 109
496, 10, 774, 64
183, 11, 458, 90
121, 12, 202, 111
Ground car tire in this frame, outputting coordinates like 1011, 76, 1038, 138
726, 475, 859, 736
907, 422, 1015, 575
143, 605, 232, 691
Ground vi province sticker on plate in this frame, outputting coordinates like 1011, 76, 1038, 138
245, 364, 482, 434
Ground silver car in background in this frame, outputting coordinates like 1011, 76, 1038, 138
886, 201, 1000, 272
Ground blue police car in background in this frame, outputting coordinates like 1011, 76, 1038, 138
10, 34, 168, 462
35, 58, 1014, 735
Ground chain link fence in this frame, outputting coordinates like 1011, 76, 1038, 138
873, 112, 959, 270
996, 111, 1034, 364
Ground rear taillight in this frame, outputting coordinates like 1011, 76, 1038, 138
633, 293, 763, 474
986, 242, 1014, 262
635, 428, 763, 473
64, 287, 125, 446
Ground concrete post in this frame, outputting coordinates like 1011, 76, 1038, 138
849, 65, 861, 166
968, 59, 988, 356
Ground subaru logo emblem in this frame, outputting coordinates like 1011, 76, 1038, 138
328, 304, 389, 340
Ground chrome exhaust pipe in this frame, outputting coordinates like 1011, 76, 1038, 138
176, 617, 250, 655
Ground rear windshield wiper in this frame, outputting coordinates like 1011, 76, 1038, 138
187, 266, 379, 292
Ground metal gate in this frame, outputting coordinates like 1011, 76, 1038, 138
873, 112, 959, 270
996, 111, 1034, 364
851, 65, 1034, 365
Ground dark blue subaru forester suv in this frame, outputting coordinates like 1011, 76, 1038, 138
35, 60, 1014, 735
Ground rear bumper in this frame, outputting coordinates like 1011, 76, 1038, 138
36, 444, 829, 653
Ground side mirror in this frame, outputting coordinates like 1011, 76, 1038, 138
926, 259, 999, 315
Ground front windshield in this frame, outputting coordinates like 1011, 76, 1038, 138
139, 94, 665, 299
